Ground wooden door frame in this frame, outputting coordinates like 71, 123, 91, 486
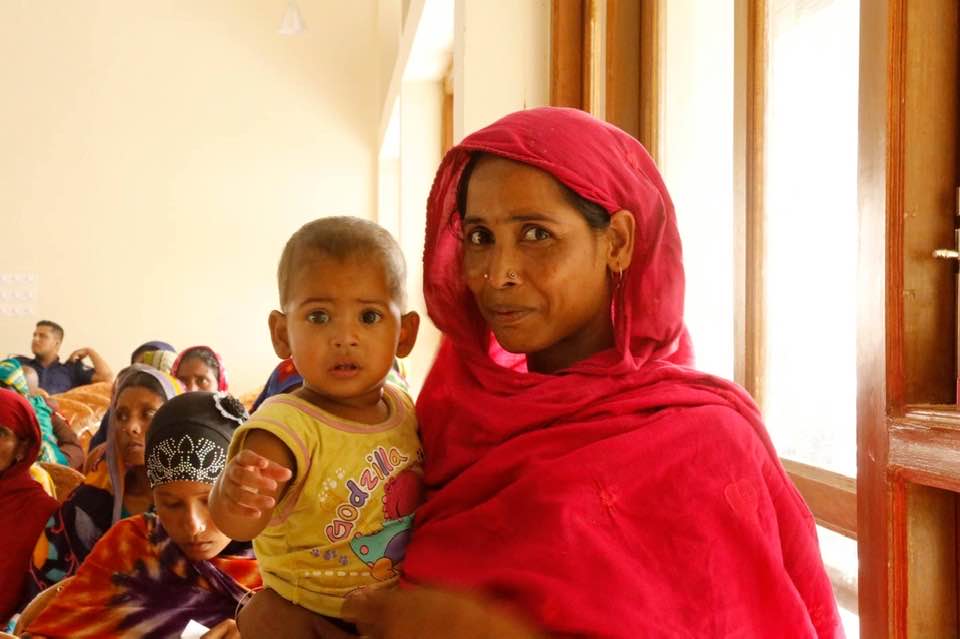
860, 0, 960, 636
856, 2, 894, 633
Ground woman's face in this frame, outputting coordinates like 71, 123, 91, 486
460, 156, 617, 373
175, 357, 218, 393
0, 425, 27, 473
114, 386, 164, 467
154, 480, 232, 562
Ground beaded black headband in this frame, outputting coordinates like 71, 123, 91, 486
146, 392, 248, 488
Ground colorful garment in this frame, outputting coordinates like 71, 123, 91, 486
405, 107, 843, 637
0, 357, 30, 395
228, 384, 422, 617
0, 389, 59, 626
250, 358, 303, 412
0, 359, 68, 465
129, 340, 176, 364
27, 365, 183, 595
23, 513, 261, 639
173, 346, 229, 391
28, 463, 57, 500
137, 349, 176, 374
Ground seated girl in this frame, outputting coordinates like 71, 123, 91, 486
23, 391, 260, 639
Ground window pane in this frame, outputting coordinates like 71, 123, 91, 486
660, 0, 735, 381
763, 0, 860, 477
817, 525, 859, 637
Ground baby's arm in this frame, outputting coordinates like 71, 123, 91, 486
209, 429, 296, 541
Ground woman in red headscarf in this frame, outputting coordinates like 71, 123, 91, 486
0, 388, 59, 627
255, 107, 843, 638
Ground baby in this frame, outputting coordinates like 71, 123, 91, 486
210, 216, 423, 635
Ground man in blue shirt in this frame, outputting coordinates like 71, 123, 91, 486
16, 320, 114, 394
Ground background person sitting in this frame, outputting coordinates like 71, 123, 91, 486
0, 389, 59, 631
87, 341, 178, 451
0, 360, 84, 470
16, 321, 113, 394
172, 346, 228, 393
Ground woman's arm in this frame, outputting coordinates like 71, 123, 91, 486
50, 412, 84, 470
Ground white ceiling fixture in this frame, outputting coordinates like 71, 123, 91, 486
279, 2, 305, 36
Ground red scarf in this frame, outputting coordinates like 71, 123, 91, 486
406, 108, 842, 638
0, 388, 59, 623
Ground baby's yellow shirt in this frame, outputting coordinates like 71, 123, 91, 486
228, 384, 423, 617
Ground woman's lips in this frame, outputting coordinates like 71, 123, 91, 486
486, 304, 534, 326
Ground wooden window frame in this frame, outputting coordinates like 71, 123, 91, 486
550, 0, 658, 155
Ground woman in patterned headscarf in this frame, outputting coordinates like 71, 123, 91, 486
24, 391, 260, 639
26, 365, 183, 596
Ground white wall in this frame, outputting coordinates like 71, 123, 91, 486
397, 80, 443, 395
453, 0, 550, 141
0, 1, 379, 393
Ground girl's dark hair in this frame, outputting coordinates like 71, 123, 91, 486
118, 372, 166, 400
177, 347, 220, 379
455, 153, 610, 230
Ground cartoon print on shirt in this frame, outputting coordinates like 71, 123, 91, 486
348, 468, 423, 580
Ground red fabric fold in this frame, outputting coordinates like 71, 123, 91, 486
405, 107, 842, 638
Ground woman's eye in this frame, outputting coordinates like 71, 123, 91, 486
466, 228, 492, 245
361, 310, 383, 325
307, 311, 330, 324
522, 226, 551, 241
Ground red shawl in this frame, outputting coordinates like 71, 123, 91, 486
405, 107, 842, 638
0, 388, 59, 624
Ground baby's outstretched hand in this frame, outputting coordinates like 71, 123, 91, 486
219, 449, 293, 518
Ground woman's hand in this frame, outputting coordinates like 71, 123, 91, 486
342, 587, 544, 639
200, 618, 240, 639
